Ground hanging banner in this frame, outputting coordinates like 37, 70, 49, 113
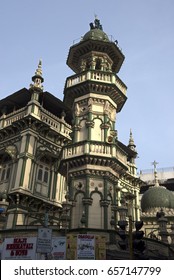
37, 228, 52, 253
1, 237, 37, 260
77, 234, 95, 259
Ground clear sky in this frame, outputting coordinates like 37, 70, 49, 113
0, 0, 174, 172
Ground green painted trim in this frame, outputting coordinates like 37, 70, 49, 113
104, 177, 108, 229
104, 207, 108, 230
87, 112, 92, 140
85, 175, 90, 227
31, 104, 35, 113
29, 160, 35, 191
86, 175, 90, 197
19, 159, 27, 186
69, 176, 74, 199
103, 177, 108, 200
48, 170, 53, 198
25, 135, 30, 153
73, 116, 78, 143
85, 204, 88, 228
12, 209, 18, 228
104, 114, 108, 142
52, 171, 57, 199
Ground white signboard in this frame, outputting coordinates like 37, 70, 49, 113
37, 228, 52, 253
1, 237, 37, 260
47, 237, 66, 260
77, 234, 95, 259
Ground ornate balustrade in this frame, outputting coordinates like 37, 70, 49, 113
0, 106, 72, 139
63, 141, 127, 165
1, 108, 26, 127
65, 70, 127, 95
40, 108, 71, 139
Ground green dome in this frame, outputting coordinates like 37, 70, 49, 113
141, 186, 174, 212
83, 28, 109, 42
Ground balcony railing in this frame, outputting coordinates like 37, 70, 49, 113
65, 70, 127, 95
0, 107, 72, 139
63, 141, 127, 165
1, 107, 26, 127
40, 108, 71, 139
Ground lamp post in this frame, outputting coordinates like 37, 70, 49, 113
60, 191, 72, 235
125, 192, 136, 260
117, 193, 145, 259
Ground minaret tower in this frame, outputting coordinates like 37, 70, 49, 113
61, 18, 139, 231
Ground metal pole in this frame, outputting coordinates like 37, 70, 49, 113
129, 215, 133, 260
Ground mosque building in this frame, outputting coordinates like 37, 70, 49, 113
0, 18, 174, 259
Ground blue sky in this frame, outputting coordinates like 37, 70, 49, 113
0, 0, 174, 171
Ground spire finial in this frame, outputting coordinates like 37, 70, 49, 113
35, 59, 43, 77
128, 129, 136, 151
152, 160, 159, 187
30, 59, 44, 91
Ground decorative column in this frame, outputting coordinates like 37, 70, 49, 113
157, 209, 169, 243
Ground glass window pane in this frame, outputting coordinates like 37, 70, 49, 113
38, 169, 43, 181
6, 167, 11, 179
44, 171, 48, 183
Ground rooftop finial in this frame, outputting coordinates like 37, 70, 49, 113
152, 160, 159, 187
89, 16, 103, 31
30, 59, 44, 91
35, 59, 43, 77
128, 129, 136, 151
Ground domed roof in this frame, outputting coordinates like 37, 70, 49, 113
141, 163, 174, 212
82, 18, 109, 42
141, 186, 174, 212
83, 28, 109, 42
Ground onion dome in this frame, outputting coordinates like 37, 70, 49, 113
141, 161, 174, 212
141, 186, 174, 212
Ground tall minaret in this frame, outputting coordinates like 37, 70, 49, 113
61, 18, 138, 231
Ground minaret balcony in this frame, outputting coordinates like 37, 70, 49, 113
65, 70, 127, 96
63, 141, 127, 166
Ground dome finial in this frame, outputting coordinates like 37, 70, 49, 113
151, 160, 159, 187
89, 16, 103, 31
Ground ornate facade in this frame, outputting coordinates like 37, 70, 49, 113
0, 19, 141, 236
2, 18, 173, 259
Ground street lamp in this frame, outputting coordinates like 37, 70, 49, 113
60, 191, 72, 234
117, 193, 145, 259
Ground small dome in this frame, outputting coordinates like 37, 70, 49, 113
83, 28, 109, 42
141, 186, 174, 212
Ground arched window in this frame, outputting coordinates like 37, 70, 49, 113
95, 58, 101, 70
91, 118, 102, 141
